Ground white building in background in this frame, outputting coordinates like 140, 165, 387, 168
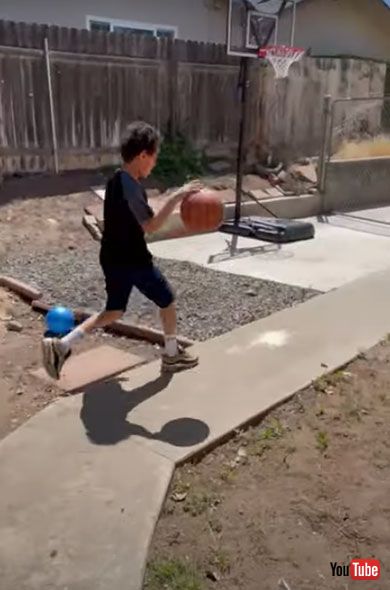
0, 0, 227, 43
0, 0, 389, 61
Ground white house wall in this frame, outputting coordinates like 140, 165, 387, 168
279, 0, 390, 61
0, 0, 227, 43
1, 0, 389, 61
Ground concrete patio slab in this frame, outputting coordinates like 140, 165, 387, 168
327, 206, 390, 237
60, 267, 390, 466
31, 345, 143, 392
149, 218, 390, 291
346, 205, 390, 223
0, 399, 174, 590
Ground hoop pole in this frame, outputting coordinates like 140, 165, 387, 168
233, 3, 286, 226
318, 94, 332, 198
235, 56, 249, 224
290, 0, 297, 46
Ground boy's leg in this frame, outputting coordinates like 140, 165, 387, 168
62, 309, 123, 346
41, 267, 132, 379
134, 265, 198, 373
41, 310, 123, 380
159, 301, 177, 356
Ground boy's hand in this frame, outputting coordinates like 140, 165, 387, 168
173, 180, 203, 202
146, 180, 204, 234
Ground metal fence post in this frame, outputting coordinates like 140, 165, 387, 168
318, 94, 332, 198
43, 37, 59, 174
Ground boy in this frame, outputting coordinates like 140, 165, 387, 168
42, 121, 200, 379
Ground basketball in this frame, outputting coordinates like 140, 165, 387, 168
45, 306, 75, 336
180, 190, 223, 232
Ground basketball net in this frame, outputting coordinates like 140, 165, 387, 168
258, 45, 305, 79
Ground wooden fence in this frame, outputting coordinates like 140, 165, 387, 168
0, 19, 387, 175
0, 20, 242, 174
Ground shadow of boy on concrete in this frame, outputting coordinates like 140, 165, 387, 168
80, 373, 209, 448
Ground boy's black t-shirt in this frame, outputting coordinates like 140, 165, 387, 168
100, 170, 154, 267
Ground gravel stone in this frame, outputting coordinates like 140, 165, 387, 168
3, 243, 320, 341
6, 319, 23, 332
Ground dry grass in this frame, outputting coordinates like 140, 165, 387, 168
335, 135, 390, 159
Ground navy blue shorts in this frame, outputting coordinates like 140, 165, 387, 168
102, 264, 175, 312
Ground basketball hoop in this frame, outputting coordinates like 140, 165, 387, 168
258, 45, 305, 79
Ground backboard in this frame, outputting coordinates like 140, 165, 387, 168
227, 0, 298, 58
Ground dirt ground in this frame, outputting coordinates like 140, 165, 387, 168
0, 190, 95, 258
146, 342, 390, 590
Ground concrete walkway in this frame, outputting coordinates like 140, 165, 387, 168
2, 268, 390, 589
149, 220, 390, 291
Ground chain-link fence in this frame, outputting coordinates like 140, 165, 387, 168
319, 95, 390, 222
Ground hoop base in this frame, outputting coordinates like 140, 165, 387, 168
219, 217, 315, 244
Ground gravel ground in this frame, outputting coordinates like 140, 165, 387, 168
3, 243, 319, 341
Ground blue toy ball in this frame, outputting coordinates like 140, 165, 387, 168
45, 306, 75, 336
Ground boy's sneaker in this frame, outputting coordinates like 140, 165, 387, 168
41, 338, 71, 380
162, 347, 199, 373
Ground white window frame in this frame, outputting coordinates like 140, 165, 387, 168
86, 15, 178, 38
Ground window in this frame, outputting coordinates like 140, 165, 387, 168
156, 29, 175, 39
87, 16, 177, 39
89, 20, 111, 33
113, 26, 154, 36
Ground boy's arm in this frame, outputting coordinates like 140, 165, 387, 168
142, 180, 202, 234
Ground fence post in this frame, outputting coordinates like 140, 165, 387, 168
43, 37, 59, 174
318, 94, 332, 196
167, 37, 178, 139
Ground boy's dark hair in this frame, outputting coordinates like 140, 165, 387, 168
120, 121, 160, 162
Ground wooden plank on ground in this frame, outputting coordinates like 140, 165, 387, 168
31, 345, 144, 392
